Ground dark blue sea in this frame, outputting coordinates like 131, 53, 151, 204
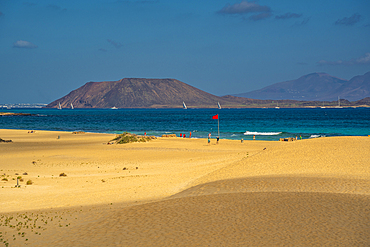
1, 108, 369, 141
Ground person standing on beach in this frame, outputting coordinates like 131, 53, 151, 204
217, 136, 219, 144
253, 135, 255, 140
189, 131, 192, 138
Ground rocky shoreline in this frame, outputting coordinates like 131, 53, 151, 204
0, 112, 34, 116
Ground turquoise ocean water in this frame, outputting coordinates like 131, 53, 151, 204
0, 108, 369, 141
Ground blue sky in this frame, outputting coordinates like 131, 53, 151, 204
1, 0, 369, 103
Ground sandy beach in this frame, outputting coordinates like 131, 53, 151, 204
1, 129, 369, 246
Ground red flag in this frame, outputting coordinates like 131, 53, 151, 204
212, 114, 218, 119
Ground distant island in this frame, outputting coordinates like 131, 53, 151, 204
45, 72, 370, 109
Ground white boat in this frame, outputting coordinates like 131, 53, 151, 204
183, 102, 187, 109
111, 106, 118, 110
218, 102, 221, 109
336, 96, 343, 108
275, 102, 280, 109
58, 102, 62, 110
71, 103, 74, 109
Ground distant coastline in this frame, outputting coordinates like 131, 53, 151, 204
0, 112, 34, 116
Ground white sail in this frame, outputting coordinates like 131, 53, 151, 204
71, 103, 74, 109
336, 96, 342, 108
58, 102, 62, 110
218, 102, 221, 109
183, 102, 187, 109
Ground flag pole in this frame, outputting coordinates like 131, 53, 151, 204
218, 115, 220, 138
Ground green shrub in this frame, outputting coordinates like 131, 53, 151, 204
111, 132, 153, 144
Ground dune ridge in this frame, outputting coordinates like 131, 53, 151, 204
1, 129, 369, 246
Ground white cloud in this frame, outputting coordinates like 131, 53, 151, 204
318, 53, 370, 66
13, 40, 38, 49
355, 53, 370, 64
218, 1, 271, 15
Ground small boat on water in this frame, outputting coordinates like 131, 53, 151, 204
218, 102, 221, 109
111, 106, 118, 110
183, 102, 187, 109
336, 96, 343, 108
58, 102, 62, 110
71, 103, 74, 109
275, 102, 280, 109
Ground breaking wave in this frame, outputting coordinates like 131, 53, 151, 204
244, 131, 282, 136
309, 134, 326, 138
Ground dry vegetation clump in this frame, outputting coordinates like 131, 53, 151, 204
111, 132, 156, 144
26, 180, 33, 185
59, 173, 67, 177
0, 138, 12, 143
161, 134, 177, 137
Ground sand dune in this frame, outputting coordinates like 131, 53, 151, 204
1, 129, 369, 246
40, 192, 369, 246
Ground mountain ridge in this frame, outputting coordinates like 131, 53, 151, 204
47, 78, 243, 109
45, 73, 370, 109
234, 71, 370, 101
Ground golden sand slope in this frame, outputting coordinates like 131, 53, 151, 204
39, 192, 369, 246
0, 129, 370, 246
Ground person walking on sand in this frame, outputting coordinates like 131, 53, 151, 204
217, 136, 219, 144
189, 131, 192, 138
253, 135, 255, 140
